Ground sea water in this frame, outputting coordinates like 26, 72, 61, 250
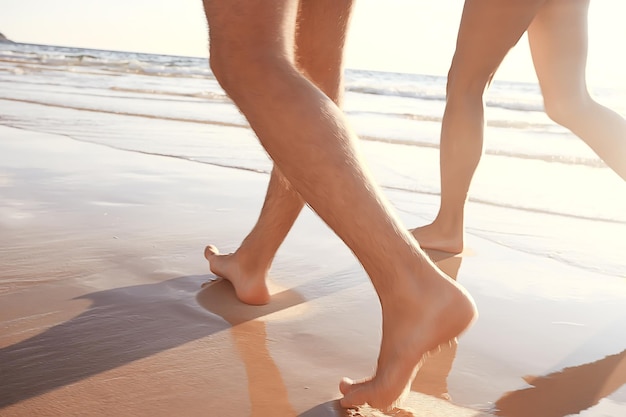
0, 42, 624, 279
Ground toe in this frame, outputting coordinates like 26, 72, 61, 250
204, 245, 219, 259
339, 377, 357, 395
339, 379, 374, 408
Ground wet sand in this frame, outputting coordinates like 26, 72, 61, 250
1, 124, 625, 416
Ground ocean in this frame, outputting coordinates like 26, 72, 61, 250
0, 42, 624, 281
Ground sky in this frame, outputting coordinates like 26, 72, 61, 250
1, 0, 625, 86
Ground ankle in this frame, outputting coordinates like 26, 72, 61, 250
433, 212, 464, 235
377, 256, 443, 304
234, 247, 272, 276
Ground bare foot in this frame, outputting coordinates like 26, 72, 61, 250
204, 245, 271, 305
410, 222, 464, 254
339, 264, 477, 410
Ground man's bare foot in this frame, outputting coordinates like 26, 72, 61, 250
204, 245, 271, 305
410, 222, 464, 254
339, 265, 477, 410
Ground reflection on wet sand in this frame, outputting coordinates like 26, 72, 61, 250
233, 320, 297, 417
197, 279, 304, 416
495, 349, 626, 417
411, 251, 463, 401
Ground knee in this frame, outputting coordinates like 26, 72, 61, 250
208, 44, 247, 98
445, 63, 493, 104
204, 10, 267, 96
296, 57, 342, 103
208, 40, 283, 99
542, 91, 591, 127
208, 47, 227, 89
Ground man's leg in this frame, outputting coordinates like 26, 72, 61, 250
528, 0, 626, 181
204, 167, 302, 305
204, 0, 354, 306
411, 0, 546, 253
204, 0, 476, 409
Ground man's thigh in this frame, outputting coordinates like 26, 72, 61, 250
203, 0, 299, 56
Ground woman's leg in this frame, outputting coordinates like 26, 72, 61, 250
411, 0, 546, 253
528, 0, 626, 181
204, 0, 354, 305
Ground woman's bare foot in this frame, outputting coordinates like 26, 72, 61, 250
204, 245, 271, 305
410, 221, 464, 254
339, 264, 477, 410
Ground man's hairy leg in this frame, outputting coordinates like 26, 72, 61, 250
204, 0, 477, 409
204, 0, 354, 305
204, 166, 302, 305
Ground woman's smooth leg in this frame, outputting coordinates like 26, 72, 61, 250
411, 0, 545, 253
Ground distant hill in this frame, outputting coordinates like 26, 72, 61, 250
0, 32, 13, 43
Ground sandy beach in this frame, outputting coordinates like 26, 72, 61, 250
1, 40, 626, 416
1, 122, 624, 416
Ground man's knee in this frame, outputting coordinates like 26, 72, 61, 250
296, 58, 342, 102
204, 6, 291, 97
208, 46, 234, 92
209, 41, 282, 99
207, 32, 249, 94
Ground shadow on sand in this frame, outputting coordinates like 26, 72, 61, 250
495, 349, 626, 417
0, 261, 361, 410
0, 274, 222, 408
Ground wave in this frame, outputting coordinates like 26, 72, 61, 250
392, 184, 625, 226
346, 79, 545, 113
0, 94, 609, 169
2, 43, 552, 114
0, 44, 213, 79
109, 86, 227, 101
0, 96, 245, 129
356, 110, 556, 131
358, 133, 606, 168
